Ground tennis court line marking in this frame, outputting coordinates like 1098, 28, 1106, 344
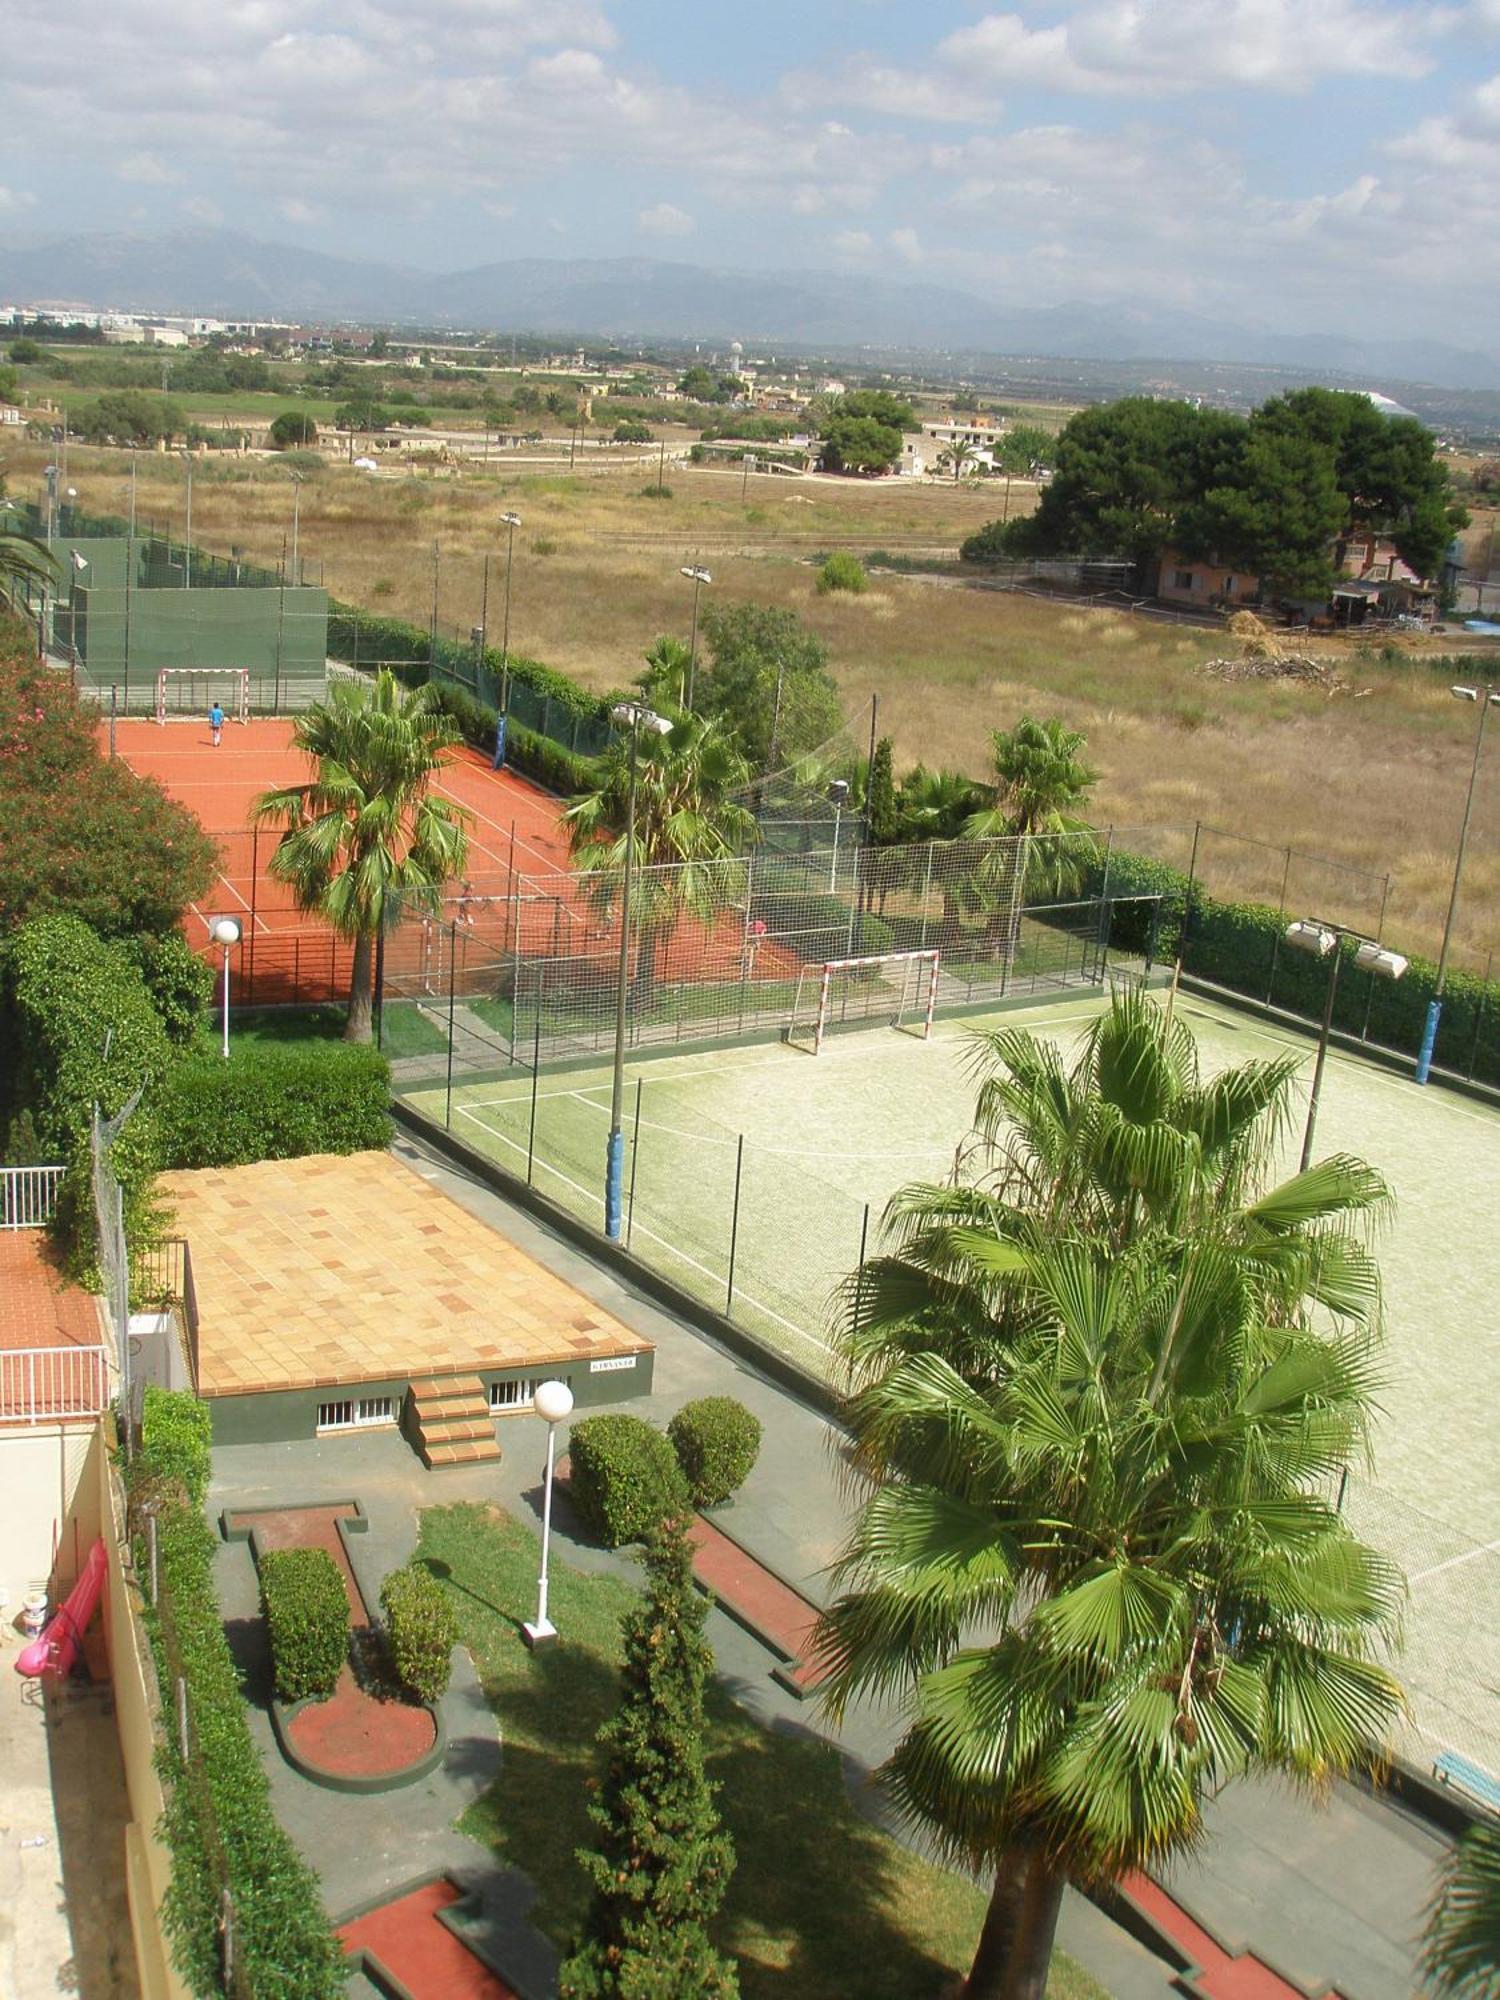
452, 1099, 836, 1358
436, 779, 569, 878
1408, 1537, 1500, 1586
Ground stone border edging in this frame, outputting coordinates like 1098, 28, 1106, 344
222, 1497, 447, 1794
334, 1869, 550, 2000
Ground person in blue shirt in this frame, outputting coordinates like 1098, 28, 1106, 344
209, 701, 224, 747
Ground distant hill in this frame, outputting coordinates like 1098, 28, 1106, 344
2, 227, 1497, 393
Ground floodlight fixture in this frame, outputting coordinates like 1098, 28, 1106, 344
1284, 920, 1336, 958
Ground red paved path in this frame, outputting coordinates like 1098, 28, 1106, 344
685, 1515, 830, 1693
1121, 1871, 1347, 2000
227, 1502, 438, 1781
338, 1880, 516, 1999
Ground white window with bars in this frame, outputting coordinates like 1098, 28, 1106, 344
489, 1377, 537, 1413
317, 1395, 395, 1432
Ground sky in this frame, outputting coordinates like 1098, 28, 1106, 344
3, 0, 1499, 347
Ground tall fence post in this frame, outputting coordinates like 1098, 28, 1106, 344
177, 1676, 189, 1760
444, 922, 457, 1129
851, 1200, 871, 1339
148, 1513, 159, 1606
526, 1002, 541, 1185
626, 1077, 642, 1251
725, 1134, 745, 1316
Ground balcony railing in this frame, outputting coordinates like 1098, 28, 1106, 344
1, 1165, 65, 1230
138, 1236, 199, 1387
0, 1345, 113, 1424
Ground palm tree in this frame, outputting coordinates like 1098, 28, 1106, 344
964, 716, 1099, 943
1425, 1823, 1500, 1998
637, 634, 695, 712
816, 994, 1406, 2000
940, 437, 981, 484
0, 529, 58, 614
563, 710, 756, 1007
252, 671, 470, 1042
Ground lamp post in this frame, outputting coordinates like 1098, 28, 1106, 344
1415, 683, 1500, 1083
1283, 920, 1407, 1169
495, 511, 522, 767
826, 777, 849, 894
68, 550, 88, 681
679, 564, 711, 709
605, 702, 672, 1240
209, 916, 243, 1059
288, 469, 305, 587
523, 1377, 575, 1649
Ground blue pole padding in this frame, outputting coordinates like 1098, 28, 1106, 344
605, 1127, 624, 1240
493, 714, 508, 770
1415, 997, 1441, 1085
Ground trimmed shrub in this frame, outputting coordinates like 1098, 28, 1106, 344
140, 1387, 213, 1509
121, 932, 215, 1046
380, 1563, 459, 1702
260, 1547, 350, 1703
150, 1040, 390, 1168
816, 551, 868, 595
126, 1472, 345, 1997
668, 1398, 762, 1509
568, 1414, 690, 1549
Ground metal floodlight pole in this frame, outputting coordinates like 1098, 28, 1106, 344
289, 471, 304, 587
477, 550, 490, 684
1416, 685, 1499, 1083
181, 451, 193, 589
500, 511, 521, 705
680, 565, 710, 710
1284, 919, 1407, 1167
429, 541, 440, 677
606, 703, 669, 1239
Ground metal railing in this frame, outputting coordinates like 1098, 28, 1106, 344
1, 1165, 65, 1229
140, 1237, 200, 1387
0, 1345, 112, 1424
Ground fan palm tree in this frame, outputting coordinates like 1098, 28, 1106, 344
563, 710, 756, 1006
940, 437, 981, 484
637, 634, 695, 712
0, 529, 58, 613
1425, 1823, 1500, 1998
964, 716, 1099, 942
252, 671, 471, 1042
816, 994, 1406, 2000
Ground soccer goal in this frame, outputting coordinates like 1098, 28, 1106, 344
786, 949, 940, 1055
155, 667, 251, 725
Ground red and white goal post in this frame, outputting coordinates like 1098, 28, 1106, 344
154, 667, 251, 725
786, 949, 941, 1055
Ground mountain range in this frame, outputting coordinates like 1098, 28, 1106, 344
3, 227, 1498, 394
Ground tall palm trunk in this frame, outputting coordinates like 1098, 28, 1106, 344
960, 1849, 1030, 2000
999, 1852, 1066, 2000
346, 930, 375, 1043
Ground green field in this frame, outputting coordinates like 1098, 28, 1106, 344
406, 984, 1500, 1779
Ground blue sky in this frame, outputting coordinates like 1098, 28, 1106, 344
3, 0, 1498, 347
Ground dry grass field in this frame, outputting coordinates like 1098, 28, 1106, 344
23, 440, 1500, 967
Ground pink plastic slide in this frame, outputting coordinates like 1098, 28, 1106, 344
15, 1539, 106, 1678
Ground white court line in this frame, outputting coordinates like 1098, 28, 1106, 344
436, 778, 568, 878
209, 871, 273, 935
453, 1099, 835, 1356
1408, 1537, 1500, 1586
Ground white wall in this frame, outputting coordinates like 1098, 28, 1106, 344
0, 1425, 96, 1611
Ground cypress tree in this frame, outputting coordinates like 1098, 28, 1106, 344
559, 1515, 739, 1999
867, 735, 898, 846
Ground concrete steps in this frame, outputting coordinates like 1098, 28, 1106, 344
406, 1374, 501, 1469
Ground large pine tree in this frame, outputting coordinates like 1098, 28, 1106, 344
559, 1516, 739, 1999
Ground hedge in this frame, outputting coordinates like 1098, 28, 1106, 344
1093, 849, 1500, 1089
380, 1563, 458, 1703
568, 1414, 690, 1548
426, 679, 602, 796
260, 1547, 351, 1703
668, 1398, 762, 1509
150, 1041, 391, 1168
128, 1400, 345, 1998
138, 1386, 213, 1509
1, 913, 170, 1279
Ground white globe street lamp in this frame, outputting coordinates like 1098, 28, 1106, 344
523, 1377, 575, 1649
210, 916, 243, 1059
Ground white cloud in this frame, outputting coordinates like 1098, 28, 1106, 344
888, 226, 924, 263
278, 196, 320, 225
115, 151, 177, 185
831, 228, 875, 257
637, 201, 694, 236
0, 185, 37, 213
182, 194, 224, 224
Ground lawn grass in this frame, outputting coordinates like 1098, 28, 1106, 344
377, 1000, 450, 1058
414, 1502, 1105, 2000
213, 1000, 444, 1058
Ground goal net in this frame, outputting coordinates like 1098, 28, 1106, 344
155, 667, 251, 725
786, 949, 940, 1055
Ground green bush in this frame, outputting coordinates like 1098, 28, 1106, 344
568, 1414, 689, 1549
127, 1478, 345, 1997
816, 551, 868, 595
260, 1547, 350, 1703
380, 1563, 459, 1702
668, 1398, 762, 1508
140, 1387, 213, 1508
150, 1040, 390, 1168
121, 933, 215, 1046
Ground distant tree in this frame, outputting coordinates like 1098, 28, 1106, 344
819, 390, 919, 477
270, 410, 319, 450
559, 1516, 739, 2000
613, 419, 652, 443
676, 365, 737, 405
965, 715, 1098, 905
0, 364, 17, 405
939, 438, 980, 483
514, 383, 543, 417
75, 390, 187, 446
1180, 428, 1346, 598
369, 332, 390, 358
334, 398, 390, 433
695, 603, 842, 769
7, 337, 44, 365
